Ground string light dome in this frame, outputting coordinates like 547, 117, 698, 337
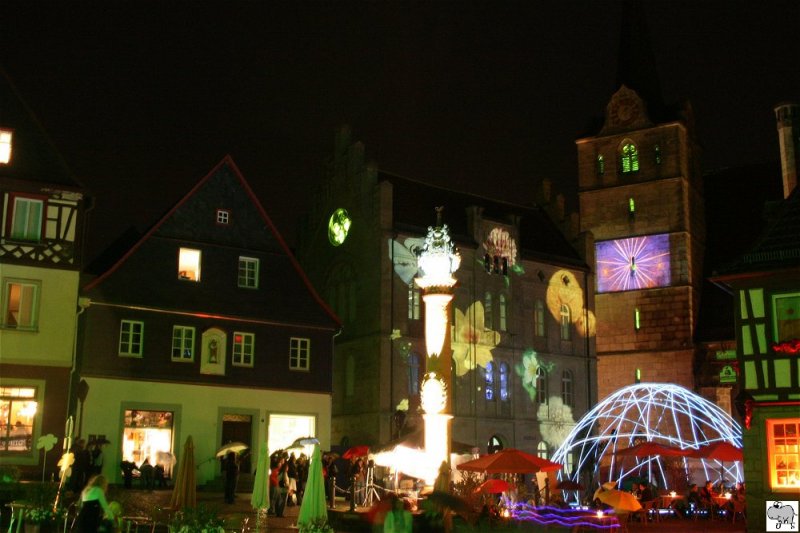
551, 383, 743, 492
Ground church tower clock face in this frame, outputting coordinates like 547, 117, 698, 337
595, 234, 671, 293
328, 208, 352, 246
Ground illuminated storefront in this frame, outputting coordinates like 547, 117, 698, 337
0, 387, 37, 452
122, 409, 174, 474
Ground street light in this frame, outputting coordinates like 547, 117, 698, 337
415, 207, 460, 480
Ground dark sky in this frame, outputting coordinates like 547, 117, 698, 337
3, 1, 798, 260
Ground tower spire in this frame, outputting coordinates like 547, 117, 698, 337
615, 0, 665, 119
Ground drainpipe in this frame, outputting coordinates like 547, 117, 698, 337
68, 297, 91, 424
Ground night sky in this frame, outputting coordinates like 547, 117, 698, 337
3, 1, 798, 260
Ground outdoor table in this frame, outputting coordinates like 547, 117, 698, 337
121, 515, 155, 533
658, 494, 686, 517
5, 502, 33, 533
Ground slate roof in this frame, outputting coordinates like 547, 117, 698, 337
380, 171, 587, 269
83, 156, 340, 329
0, 66, 81, 188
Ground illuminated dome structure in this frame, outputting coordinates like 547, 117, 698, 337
552, 383, 743, 492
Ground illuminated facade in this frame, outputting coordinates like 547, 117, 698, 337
77, 157, 340, 485
712, 153, 799, 532
0, 71, 89, 478
296, 127, 595, 460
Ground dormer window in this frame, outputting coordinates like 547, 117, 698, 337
0, 130, 12, 164
216, 209, 230, 225
178, 248, 201, 281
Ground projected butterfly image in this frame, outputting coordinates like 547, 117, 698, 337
388, 237, 425, 284
596, 234, 670, 293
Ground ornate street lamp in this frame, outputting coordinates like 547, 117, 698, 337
415, 207, 460, 476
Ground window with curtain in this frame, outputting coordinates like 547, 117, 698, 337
560, 304, 571, 340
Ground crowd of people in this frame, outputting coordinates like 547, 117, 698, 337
267, 449, 310, 517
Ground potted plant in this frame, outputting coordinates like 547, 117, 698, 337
24, 507, 65, 533
297, 518, 334, 533
21, 482, 63, 533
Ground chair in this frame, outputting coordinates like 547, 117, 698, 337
731, 500, 746, 524
641, 499, 660, 523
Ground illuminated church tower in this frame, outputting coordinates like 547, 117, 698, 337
577, 2, 705, 401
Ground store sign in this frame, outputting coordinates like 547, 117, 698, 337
715, 349, 737, 360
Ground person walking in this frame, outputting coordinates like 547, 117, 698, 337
223, 451, 239, 504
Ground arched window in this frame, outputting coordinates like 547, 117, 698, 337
535, 299, 546, 337
620, 142, 639, 173
408, 353, 420, 396
484, 292, 493, 329
499, 362, 510, 401
560, 304, 571, 340
498, 294, 507, 331
536, 366, 548, 404
561, 370, 573, 406
345, 354, 355, 397
408, 281, 420, 320
485, 361, 495, 400
488, 435, 503, 454
597, 154, 605, 176
537, 441, 549, 459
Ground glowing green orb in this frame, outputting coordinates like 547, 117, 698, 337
328, 208, 351, 246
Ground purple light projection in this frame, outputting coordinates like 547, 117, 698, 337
595, 234, 671, 293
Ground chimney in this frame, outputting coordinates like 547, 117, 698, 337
774, 102, 799, 199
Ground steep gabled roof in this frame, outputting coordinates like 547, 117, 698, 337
84, 156, 340, 328
380, 171, 587, 269
0, 66, 81, 189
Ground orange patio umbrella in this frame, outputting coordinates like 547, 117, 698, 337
456, 448, 561, 474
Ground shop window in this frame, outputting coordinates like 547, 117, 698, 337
238, 257, 259, 289
0, 386, 37, 453
289, 337, 310, 371
122, 409, 174, 476
768, 418, 800, 490
178, 248, 201, 281
119, 320, 144, 357
2, 280, 39, 329
171, 326, 195, 361
8, 196, 43, 241
232, 332, 255, 367
0, 130, 12, 164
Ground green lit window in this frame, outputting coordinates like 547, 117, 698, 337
621, 143, 639, 173
634, 308, 641, 330
597, 154, 605, 175
9, 196, 43, 242
238, 256, 259, 289
773, 292, 800, 343
289, 337, 310, 371
119, 320, 144, 357
232, 332, 255, 367
171, 326, 195, 361
654, 144, 662, 165
629, 197, 636, 215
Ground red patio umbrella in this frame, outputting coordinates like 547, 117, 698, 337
474, 478, 512, 494
342, 445, 370, 459
615, 442, 689, 458
456, 448, 561, 474
688, 441, 743, 461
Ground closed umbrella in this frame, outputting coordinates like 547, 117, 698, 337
250, 443, 270, 511
298, 443, 329, 528
170, 436, 196, 510
456, 448, 561, 474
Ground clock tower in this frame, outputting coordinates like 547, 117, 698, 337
576, 2, 706, 401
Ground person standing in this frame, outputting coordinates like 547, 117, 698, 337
75, 475, 114, 533
223, 451, 239, 504
269, 456, 288, 517
91, 440, 107, 476
70, 439, 91, 493
138, 458, 155, 490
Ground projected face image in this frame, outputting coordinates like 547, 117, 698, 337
596, 234, 671, 293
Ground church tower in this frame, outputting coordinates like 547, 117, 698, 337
577, 1, 705, 401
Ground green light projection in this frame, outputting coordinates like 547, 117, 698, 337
328, 208, 352, 246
